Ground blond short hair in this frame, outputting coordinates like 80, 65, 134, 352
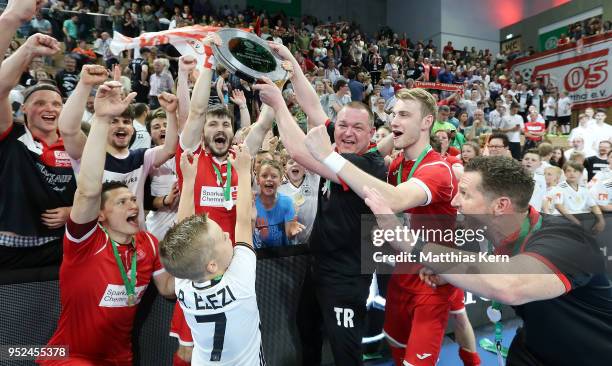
544, 166, 562, 177
395, 88, 437, 120
159, 214, 216, 280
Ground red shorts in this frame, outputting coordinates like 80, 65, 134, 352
169, 301, 194, 347
384, 292, 452, 366
449, 287, 466, 314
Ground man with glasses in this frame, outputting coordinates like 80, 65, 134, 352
487, 132, 511, 157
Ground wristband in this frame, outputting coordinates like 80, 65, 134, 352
322, 152, 347, 174
162, 195, 170, 207
204, 54, 216, 70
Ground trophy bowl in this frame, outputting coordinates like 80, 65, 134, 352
212, 28, 288, 83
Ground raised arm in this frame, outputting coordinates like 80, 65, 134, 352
180, 33, 221, 151
0, 0, 41, 66
230, 89, 251, 128
176, 55, 196, 133
58, 65, 108, 160
176, 153, 198, 223
253, 78, 338, 182
244, 103, 274, 157
267, 42, 329, 127
376, 133, 394, 157
0, 33, 60, 135
232, 144, 254, 247
304, 125, 428, 212
70, 82, 136, 223
152, 92, 179, 167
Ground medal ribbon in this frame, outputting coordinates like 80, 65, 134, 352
102, 226, 137, 303
396, 145, 432, 185
212, 159, 232, 203
487, 213, 542, 364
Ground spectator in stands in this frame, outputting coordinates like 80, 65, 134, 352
584, 141, 612, 181
465, 109, 492, 140
569, 113, 596, 152
131, 103, 151, 149
556, 90, 572, 135
460, 141, 480, 165
591, 109, 612, 150
148, 58, 174, 109
30, 12, 52, 36
564, 134, 595, 161
347, 70, 364, 102
142, 4, 161, 32
55, 54, 80, 98
62, 14, 79, 51
322, 79, 351, 123
522, 149, 547, 211
486, 132, 510, 157
127, 48, 151, 104
107, 0, 126, 32
523, 105, 546, 154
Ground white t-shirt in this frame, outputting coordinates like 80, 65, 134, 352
557, 96, 572, 117
591, 122, 612, 150
564, 147, 596, 160
590, 177, 612, 208
530, 172, 547, 212
131, 120, 152, 150
175, 245, 264, 366
542, 186, 560, 215
589, 168, 612, 187
551, 181, 596, 214
278, 172, 320, 244
568, 125, 596, 152
544, 96, 556, 117
488, 109, 505, 130
146, 158, 177, 240
504, 114, 524, 143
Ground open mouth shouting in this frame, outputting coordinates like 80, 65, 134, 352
41, 113, 57, 124
261, 182, 276, 195
126, 211, 139, 227
114, 130, 130, 143
392, 130, 404, 139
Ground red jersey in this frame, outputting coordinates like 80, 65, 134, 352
41, 219, 164, 365
176, 145, 238, 242
387, 149, 458, 296
524, 121, 546, 142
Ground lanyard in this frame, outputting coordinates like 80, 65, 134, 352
396, 145, 432, 185
323, 146, 378, 198
487, 213, 542, 364
102, 226, 137, 306
212, 159, 232, 205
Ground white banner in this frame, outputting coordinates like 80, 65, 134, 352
110, 25, 248, 67
510, 33, 611, 109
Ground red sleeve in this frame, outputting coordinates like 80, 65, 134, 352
142, 232, 165, 276
412, 162, 455, 205
65, 217, 99, 243
175, 144, 183, 191
0, 122, 14, 142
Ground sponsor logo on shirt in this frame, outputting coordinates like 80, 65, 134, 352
199, 186, 237, 207
99, 284, 147, 307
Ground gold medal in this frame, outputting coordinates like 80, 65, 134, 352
294, 194, 305, 207
127, 294, 136, 307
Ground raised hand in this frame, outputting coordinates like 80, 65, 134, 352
3, 0, 42, 24
23, 33, 61, 58
179, 55, 197, 73
288, 221, 305, 237
80, 65, 108, 87
229, 89, 246, 107
303, 125, 333, 162
94, 81, 136, 119
267, 41, 295, 63
164, 181, 180, 208
112, 64, 122, 81
251, 77, 284, 110
231, 144, 252, 177
281, 60, 294, 79
180, 153, 199, 184
158, 92, 178, 113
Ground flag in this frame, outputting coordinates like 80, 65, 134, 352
110, 25, 251, 67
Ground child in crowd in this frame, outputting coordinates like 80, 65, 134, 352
460, 141, 480, 165
522, 149, 547, 212
551, 162, 605, 233
568, 151, 589, 185
253, 159, 304, 248
541, 166, 562, 215
278, 158, 320, 244
160, 145, 267, 365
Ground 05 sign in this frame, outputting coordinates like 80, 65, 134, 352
564, 60, 608, 92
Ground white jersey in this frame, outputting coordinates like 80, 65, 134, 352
542, 186, 560, 215
504, 114, 525, 143
278, 172, 320, 244
530, 172, 547, 212
131, 120, 152, 149
590, 178, 612, 207
551, 181, 596, 214
146, 158, 177, 240
589, 168, 612, 187
175, 245, 265, 366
